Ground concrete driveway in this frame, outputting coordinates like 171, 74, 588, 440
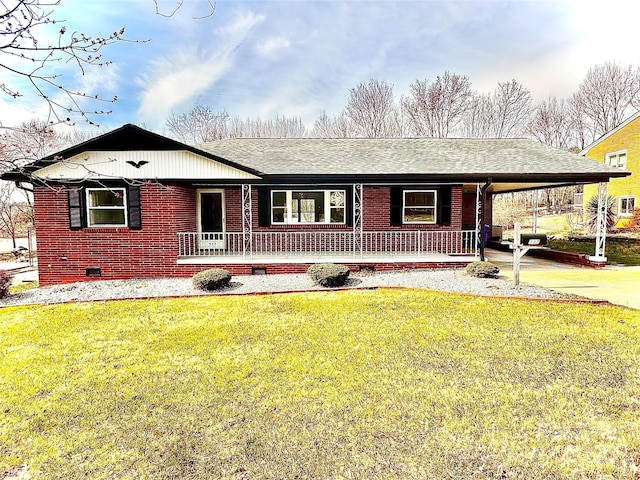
486, 249, 640, 310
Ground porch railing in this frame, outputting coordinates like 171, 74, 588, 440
177, 230, 477, 258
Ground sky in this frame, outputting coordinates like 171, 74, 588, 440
2, 0, 640, 135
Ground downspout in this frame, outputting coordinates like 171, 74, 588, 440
479, 178, 492, 262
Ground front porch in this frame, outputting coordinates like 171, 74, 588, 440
176, 230, 479, 265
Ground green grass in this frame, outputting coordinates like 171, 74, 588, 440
547, 238, 640, 266
1, 290, 640, 479
8, 281, 38, 295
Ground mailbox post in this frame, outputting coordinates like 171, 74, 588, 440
511, 222, 548, 287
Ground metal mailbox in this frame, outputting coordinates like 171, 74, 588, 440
520, 233, 548, 246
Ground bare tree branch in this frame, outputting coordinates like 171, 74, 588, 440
1, 0, 149, 126
153, 0, 215, 19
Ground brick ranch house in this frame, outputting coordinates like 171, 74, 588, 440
2, 124, 629, 286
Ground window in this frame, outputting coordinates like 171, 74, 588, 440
619, 196, 636, 216
403, 190, 437, 224
606, 151, 627, 169
86, 188, 127, 227
271, 190, 346, 224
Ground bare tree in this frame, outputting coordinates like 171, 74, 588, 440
166, 106, 230, 144
0, 119, 71, 173
572, 62, 640, 144
0, 181, 32, 248
526, 96, 578, 150
345, 79, 400, 138
462, 80, 532, 138
235, 116, 309, 138
311, 111, 352, 138
166, 106, 309, 143
402, 71, 473, 137
461, 93, 494, 138
1, 1, 215, 127
491, 79, 533, 138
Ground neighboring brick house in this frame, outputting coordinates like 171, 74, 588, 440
2, 124, 628, 285
581, 111, 640, 225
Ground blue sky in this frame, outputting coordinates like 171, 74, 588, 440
2, 0, 639, 134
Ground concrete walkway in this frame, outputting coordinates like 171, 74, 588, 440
486, 249, 640, 310
0, 261, 38, 285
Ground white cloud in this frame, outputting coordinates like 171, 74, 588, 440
255, 35, 291, 57
136, 10, 264, 126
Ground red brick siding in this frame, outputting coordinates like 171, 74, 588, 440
34, 184, 476, 285
225, 187, 243, 232
34, 184, 199, 285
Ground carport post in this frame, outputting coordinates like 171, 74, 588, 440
590, 182, 608, 263
479, 178, 492, 261
532, 191, 538, 234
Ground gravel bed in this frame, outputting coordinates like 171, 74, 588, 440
1, 269, 582, 307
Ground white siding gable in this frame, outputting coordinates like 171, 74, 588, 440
34, 150, 260, 180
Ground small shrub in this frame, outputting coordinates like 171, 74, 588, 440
465, 261, 500, 279
623, 208, 640, 232
307, 263, 350, 287
0, 270, 12, 298
192, 268, 231, 291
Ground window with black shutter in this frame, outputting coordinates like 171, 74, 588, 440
68, 186, 142, 229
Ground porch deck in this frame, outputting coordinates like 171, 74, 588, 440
176, 230, 479, 265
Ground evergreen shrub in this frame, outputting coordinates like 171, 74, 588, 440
307, 263, 350, 287
465, 261, 500, 278
192, 268, 232, 291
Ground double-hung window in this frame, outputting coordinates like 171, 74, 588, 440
606, 151, 627, 169
86, 188, 127, 227
271, 190, 346, 224
403, 190, 437, 224
618, 196, 636, 217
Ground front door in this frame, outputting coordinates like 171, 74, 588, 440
198, 190, 225, 249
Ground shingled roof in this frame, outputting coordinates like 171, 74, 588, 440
2, 124, 629, 191
199, 137, 625, 181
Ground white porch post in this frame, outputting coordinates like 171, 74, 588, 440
475, 183, 481, 258
353, 183, 363, 257
590, 181, 608, 262
532, 191, 538, 234
242, 184, 253, 258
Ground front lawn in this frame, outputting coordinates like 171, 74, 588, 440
1, 290, 640, 479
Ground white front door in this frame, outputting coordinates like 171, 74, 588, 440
198, 190, 226, 249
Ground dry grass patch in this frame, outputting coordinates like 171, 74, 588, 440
1, 290, 640, 479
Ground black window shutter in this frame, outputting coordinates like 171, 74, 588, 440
439, 187, 452, 226
345, 186, 353, 227
258, 188, 270, 227
68, 187, 85, 229
127, 185, 142, 229
390, 187, 403, 226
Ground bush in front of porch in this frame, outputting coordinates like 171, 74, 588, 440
307, 263, 350, 287
465, 261, 500, 278
192, 268, 232, 291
